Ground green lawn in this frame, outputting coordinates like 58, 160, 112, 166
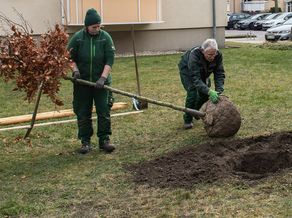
0, 42, 291, 217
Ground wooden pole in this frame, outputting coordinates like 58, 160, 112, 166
64, 76, 205, 118
0, 102, 128, 126
24, 81, 43, 139
0, 110, 143, 132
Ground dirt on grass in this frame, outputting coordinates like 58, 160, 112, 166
126, 131, 292, 189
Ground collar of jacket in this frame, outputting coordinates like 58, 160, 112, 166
83, 28, 101, 38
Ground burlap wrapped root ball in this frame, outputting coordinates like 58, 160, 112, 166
200, 96, 241, 137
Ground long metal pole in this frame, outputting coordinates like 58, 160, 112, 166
212, 0, 216, 39
64, 76, 205, 118
131, 25, 141, 96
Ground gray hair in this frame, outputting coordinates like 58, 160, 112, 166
201, 39, 218, 51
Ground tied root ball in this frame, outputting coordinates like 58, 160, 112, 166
200, 95, 241, 137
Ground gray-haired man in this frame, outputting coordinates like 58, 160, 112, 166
178, 39, 226, 129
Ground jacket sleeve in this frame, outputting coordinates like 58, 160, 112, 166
104, 32, 115, 68
213, 52, 225, 94
188, 52, 210, 95
67, 32, 79, 62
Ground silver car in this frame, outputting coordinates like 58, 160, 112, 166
262, 12, 292, 30
253, 13, 281, 30
265, 18, 292, 41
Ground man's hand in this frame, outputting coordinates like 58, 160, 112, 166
95, 76, 107, 89
208, 89, 219, 104
72, 70, 81, 80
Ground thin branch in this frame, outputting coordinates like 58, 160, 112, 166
12, 7, 33, 34
0, 12, 29, 34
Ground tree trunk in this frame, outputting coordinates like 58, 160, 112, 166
275, 0, 279, 13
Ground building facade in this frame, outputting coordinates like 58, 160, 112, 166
227, 0, 291, 13
1, 0, 227, 54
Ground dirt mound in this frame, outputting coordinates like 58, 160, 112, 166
201, 96, 241, 138
126, 131, 292, 189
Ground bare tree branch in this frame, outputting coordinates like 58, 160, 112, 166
12, 7, 33, 34
0, 12, 30, 34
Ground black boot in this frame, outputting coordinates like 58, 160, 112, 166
100, 140, 115, 153
79, 142, 92, 154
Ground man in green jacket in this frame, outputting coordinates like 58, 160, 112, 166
68, 8, 116, 153
178, 39, 225, 129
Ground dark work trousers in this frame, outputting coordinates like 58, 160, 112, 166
73, 83, 111, 146
179, 69, 209, 124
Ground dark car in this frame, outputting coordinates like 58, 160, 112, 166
226, 13, 251, 29
236, 13, 271, 30
253, 13, 281, 30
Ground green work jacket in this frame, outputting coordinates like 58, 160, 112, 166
178, 47, 225, 95
68, 29, 115, 83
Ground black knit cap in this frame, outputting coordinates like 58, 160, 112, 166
84, 8, 101, 26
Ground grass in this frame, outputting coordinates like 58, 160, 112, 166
0, 42, 292, 217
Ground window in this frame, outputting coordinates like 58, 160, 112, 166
61, 0, 162, 25
288, 2, 292, 12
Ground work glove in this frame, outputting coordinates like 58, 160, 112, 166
95, 76, 107, 89
72, 70, 81, 80
208, 89, 219, 104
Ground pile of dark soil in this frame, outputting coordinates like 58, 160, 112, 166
126, 131, 292, 189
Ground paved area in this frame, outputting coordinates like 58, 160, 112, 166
225, 30, 266, 44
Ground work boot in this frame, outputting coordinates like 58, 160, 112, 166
100, 140, 115, 153
78, 142, 92, 154
183, 122, 193, 129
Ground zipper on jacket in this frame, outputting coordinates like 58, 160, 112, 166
93, 45, 96, 57
90, 37, 93, 82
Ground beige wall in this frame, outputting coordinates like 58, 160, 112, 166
108, 28, 225, 54
1, 0, 226, 53
228, 0, 242, 13
104, 0, 226, 52
0, 0, 62, 35
1, 0, 226, 32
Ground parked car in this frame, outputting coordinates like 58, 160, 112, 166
262, 12, 292, 30
226, 13, 251, 29
236, 13, 271, 30
265, 18, 292, 41
253, 13, 281, 30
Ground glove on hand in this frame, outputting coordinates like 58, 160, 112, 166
208, 89, 219, 104
72, 70, 81, 80
95, 76, 107, 89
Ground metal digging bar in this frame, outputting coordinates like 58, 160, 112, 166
64, 76, 205, 118
131, 25, 148, 110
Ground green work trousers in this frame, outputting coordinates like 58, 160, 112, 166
73, 83, 111, 146
179, 70, 209, 124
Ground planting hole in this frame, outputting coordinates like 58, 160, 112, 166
234, 151, 292, 175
